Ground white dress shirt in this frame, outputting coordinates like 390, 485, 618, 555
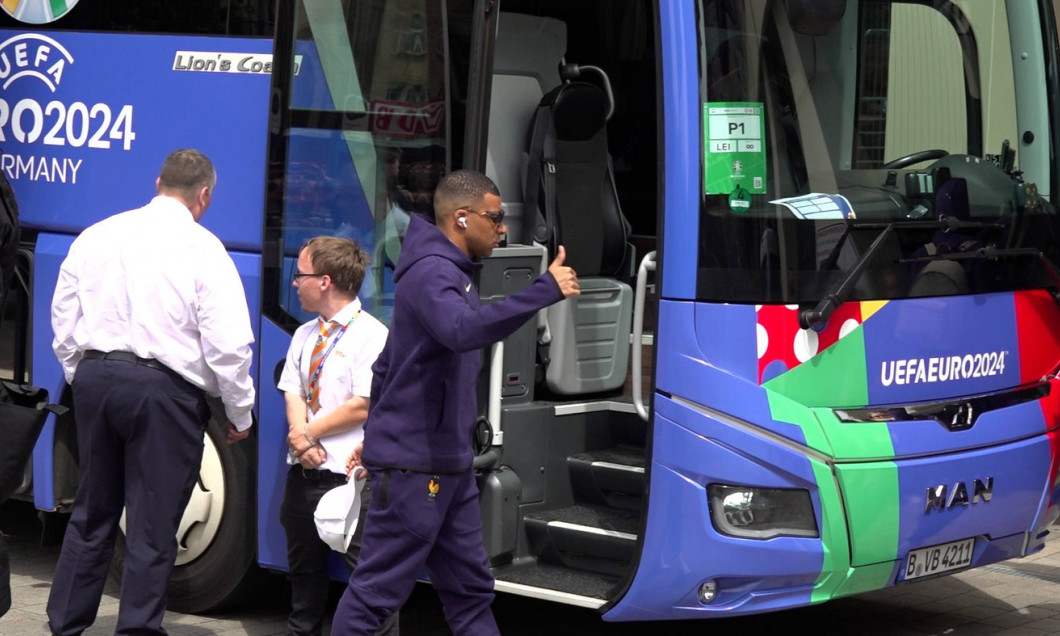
278, 298, 388, 474
51, 195, 257, 430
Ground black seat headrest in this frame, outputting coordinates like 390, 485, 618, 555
546, 83, 607, 141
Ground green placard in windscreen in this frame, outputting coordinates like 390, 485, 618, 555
704, 102, 767, 203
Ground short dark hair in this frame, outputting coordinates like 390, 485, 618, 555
433, 170, 500, 217
302, 236, 370, 297
158, 149, 216, 201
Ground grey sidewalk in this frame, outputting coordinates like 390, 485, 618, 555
1, 499, 299, 635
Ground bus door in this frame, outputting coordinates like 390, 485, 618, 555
259, 0, 467, 577
470, 1, 662, 612
264, 0, 667, 613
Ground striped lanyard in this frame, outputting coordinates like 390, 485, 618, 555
304, 310, 359, 405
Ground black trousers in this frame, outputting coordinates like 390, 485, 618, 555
280, 465, 399, 636
47, 357, 209, 636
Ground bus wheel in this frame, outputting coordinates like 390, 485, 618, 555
109, 415, 257, 613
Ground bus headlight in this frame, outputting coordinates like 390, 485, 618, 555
708, 484, 819, 539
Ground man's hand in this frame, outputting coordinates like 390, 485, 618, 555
227, 421, 250, 444
298, 444, 326, 469
346, 442, 365, 479
548, 245, 580, 298
287, 426, 315, 458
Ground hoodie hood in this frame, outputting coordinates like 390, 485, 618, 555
394, 214, 481, 283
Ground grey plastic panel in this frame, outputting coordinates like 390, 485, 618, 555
479, 466, 522, 562
479, 245, 548, 404
545, 278, 632, 394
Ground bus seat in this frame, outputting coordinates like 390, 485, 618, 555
526, 78, 632, 280
910, 260, 969, 297
488, 13, 567, 244
525, 68, 634, 395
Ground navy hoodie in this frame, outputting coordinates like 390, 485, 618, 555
361, 214, 564, 473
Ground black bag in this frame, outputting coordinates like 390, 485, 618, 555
0, 380, 48, 620
0, 381, 49, 504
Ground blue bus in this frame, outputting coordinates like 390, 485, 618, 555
6, 0, 1060, 621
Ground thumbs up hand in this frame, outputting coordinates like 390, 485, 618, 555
548, 245, 580, 298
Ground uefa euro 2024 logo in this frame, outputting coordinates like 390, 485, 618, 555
1, 0, 79, 25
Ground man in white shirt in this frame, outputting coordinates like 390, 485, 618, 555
47, 149, 256, 636
277, 236, 393, 636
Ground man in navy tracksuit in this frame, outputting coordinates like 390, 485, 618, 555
331, 170, 579, 635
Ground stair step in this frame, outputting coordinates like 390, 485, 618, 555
568, 445, 645, 511
524, 504, 638, 577
492, 561, 617, 606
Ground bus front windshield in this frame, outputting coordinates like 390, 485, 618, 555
695, 0, 1060, 305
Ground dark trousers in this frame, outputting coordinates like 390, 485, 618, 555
331, 468, 498, 636
281, 465, 399, 636
47, 358, 208, 636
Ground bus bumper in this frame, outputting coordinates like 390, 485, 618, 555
603, 396, 1058, 621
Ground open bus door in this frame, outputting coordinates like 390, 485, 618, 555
262, 0, 662, 610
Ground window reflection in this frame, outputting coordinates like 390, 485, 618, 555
277, 0, 452, 325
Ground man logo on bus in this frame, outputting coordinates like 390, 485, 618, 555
924, 478, 993, 512
1, 0, 79, 24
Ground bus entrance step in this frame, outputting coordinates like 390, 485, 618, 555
568, 445, 645, 511
524, 504, 638, 578
492, 561, 618, 601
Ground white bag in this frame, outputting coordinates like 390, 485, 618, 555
313, 466, 366, 552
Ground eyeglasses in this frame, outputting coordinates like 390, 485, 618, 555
462, 207, 506, 226
292, 271, 326, 282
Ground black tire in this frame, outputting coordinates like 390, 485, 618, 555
109, 416, 257, 613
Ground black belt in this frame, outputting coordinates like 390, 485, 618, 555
83, 350, 181, 381
291, 465, 346, 483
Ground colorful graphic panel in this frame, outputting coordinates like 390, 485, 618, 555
863, 294, 1019, 404
757, 292, 1060, 409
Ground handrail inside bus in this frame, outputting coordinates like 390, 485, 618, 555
473, 341, 506, 471
537, 243, 552, 344
489, 340, 504, 445
632, 251, 656, 421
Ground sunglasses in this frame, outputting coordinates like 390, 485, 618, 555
462, 207, 506, 226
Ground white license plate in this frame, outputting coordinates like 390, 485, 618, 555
903, 538, 975, 580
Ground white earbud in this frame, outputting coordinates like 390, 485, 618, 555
458, 217, 467, 228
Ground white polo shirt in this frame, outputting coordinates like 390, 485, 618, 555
278, 298, 388, 474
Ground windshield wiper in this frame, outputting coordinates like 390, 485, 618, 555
901, 246, 1060, 292
800, 217, 1006, 329
800, 223, 895, 329
816, 217, 1002, 274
